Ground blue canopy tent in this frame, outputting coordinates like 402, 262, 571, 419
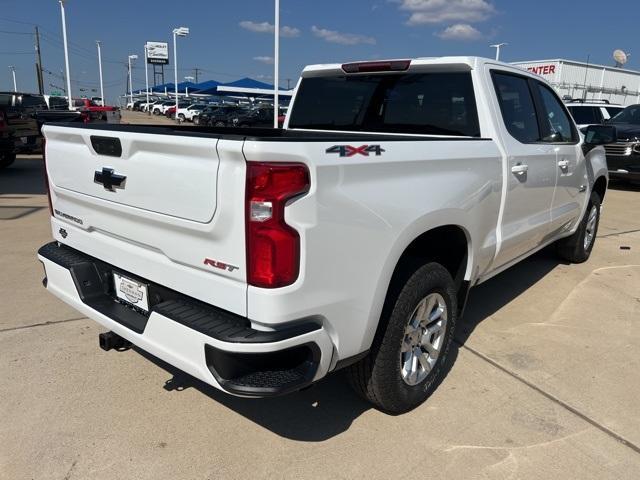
223, 77, 275, 90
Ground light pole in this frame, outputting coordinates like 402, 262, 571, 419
59, 0, 73, 110
144, 44, 150, 115
490, 43, 507, 61
184, 75, 194, 98
273, 0, 280, 128
96, 41, 104, 105
172, 27, 189, 123
8, 66, 17, 92
128, 54, 138, 107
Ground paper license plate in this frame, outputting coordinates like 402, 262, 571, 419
113, 273, 149, 312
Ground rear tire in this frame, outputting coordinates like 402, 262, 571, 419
347, 262, 457, 414
0, 152, 16, 169
556, 191, 601, 263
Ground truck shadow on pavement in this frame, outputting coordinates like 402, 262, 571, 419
0, 156, 46, 196
136, 248, 561, 441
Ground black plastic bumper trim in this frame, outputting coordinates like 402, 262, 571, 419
38, 241, 321, 343
205, 343, 321, 397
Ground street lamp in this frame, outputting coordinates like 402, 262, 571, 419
172, 26, 189, 123
59, 0, 73, 110
144, 44, 150, 115
8, 66, 16, 92
96, 41, 104, 105
128, 54, 138, 107
490, 43, 508, 61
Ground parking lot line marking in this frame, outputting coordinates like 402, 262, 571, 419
600, 228, 640, 238
458, 341, 640, 455
0, 316, 86, 334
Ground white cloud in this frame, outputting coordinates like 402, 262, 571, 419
397, 0, 495, 26
311, 26, 376, 46
239, 20, 300, 38
253, 56, 274, 64
435, 23, 483, 40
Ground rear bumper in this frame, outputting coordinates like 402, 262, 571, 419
38, 241, 334, 397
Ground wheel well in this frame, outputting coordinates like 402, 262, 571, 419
593, 176, 607, 202
385, 225, 469, 313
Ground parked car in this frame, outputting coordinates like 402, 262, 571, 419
192, 105, 218, 125
231, 107, 275, 128
139, 99, 160, 112
565, 99, 624, 129
176, 104, 207, 122
73, 98, 121, 124
0, 106, 40, 169
152, 101, 175, 115
204, 105, 246, 127
38, 56, 610, 413
165, 102, 190, 118
600, 104, 640, 183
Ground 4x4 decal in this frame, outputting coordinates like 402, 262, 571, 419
326, 145, 385, 157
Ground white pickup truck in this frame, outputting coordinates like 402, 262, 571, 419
38, 57, 614, 413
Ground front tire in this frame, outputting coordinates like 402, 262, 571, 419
347, 262, 457, 414
556, 191, 601, 263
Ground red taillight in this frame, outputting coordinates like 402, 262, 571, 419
341, 60, 411, 74
42, 138, 53, 216
246, 162, 310, 288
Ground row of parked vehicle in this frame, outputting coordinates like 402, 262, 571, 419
127, 97, 287, 128
0, 92, 120, 169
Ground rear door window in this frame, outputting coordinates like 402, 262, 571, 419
21, 95, 47, 109
492, 72, 541, 143
535, 83, 577, 143
288, 72, 480, 137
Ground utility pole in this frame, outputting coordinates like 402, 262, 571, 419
34, 26, 44, 95
193, 67, 201, 83
96, 41, 104, 105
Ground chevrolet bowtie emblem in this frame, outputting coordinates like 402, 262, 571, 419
94, 167, 126, 192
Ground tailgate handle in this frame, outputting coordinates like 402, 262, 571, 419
90, 135, 122, 157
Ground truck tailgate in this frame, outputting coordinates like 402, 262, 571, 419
45, 125, 218, 222
43, 125, 248, 315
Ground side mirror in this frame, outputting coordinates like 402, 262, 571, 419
584, 124, 617, 146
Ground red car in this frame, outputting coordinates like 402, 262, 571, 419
73, 98, 121, 123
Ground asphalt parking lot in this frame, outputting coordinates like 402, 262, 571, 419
1, 145, 640, 479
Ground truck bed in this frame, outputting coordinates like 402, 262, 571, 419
47, 121, 491, 142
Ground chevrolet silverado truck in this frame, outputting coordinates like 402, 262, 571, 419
37, 57, 613, 413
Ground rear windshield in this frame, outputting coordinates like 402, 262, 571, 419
568, 106, 600, 125
288, 72, 480, 137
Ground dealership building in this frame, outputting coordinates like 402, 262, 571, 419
512, 59, 640, 106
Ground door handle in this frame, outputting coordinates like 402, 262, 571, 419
511, 164, 528, 175
558, 159, 569, 169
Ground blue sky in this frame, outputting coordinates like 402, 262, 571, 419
0, 0, 638, 103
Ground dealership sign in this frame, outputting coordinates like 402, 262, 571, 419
527, 64, 556, 76
146, 42, 169, 65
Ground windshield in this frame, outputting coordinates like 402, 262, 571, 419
609, 105, 640, 125
288, 71, 480, 136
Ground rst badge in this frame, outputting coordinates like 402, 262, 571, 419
326, 145, 385, 157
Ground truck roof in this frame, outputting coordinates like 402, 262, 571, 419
301, 56, 514, 77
